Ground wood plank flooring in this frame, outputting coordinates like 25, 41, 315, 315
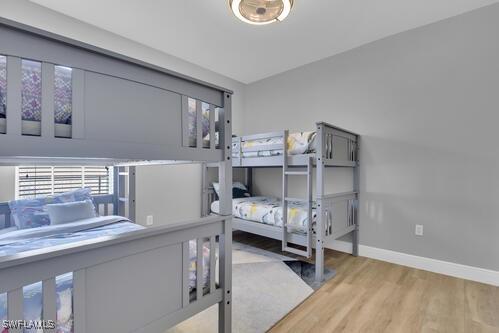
233, 231, 499, 333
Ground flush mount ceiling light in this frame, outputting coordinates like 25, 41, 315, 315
229, 0, 294, 25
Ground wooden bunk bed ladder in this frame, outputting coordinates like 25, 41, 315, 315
282, 129, 313, 258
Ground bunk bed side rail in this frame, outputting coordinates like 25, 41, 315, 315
0, 215, 231, 333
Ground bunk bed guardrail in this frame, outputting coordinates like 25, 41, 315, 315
232, 125, 358, 167
0, 215, 231, 333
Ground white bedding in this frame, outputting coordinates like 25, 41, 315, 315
211, 196, 316, 234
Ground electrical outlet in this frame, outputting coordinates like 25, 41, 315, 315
146, 215, 154, 226
415, 224, 423, 236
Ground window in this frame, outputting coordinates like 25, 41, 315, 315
16, 166, 113, 199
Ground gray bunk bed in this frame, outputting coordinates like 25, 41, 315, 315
203, 122, 359, 283
0, 18, 233, 333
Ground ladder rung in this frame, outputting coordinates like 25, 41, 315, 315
284, 197, 309, 203
284, 171, 308, 176
283, 246, 310, 257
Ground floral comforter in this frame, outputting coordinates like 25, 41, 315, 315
211, 196, 317, 234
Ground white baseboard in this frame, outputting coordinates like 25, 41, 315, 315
325, 240, 499, 287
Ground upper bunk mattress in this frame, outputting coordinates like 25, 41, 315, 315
211, 196, 317, 234
232, 131, 316, 158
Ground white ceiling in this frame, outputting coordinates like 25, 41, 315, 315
31, 0, 499, 83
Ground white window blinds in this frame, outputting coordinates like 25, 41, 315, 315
16, 166, 113, 199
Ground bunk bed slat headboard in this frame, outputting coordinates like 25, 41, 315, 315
0, 202, 12, 229
0, 19, 232, 165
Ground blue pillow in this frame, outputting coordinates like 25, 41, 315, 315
8, 188, 93, 229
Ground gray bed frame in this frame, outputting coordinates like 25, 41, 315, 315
0, 19, 234, 333
203, 122, 359, 283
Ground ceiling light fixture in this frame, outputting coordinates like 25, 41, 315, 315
229, 0, 294, 25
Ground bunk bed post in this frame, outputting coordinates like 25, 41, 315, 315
245, 167, 253, 194
128, 166, 136, 221
112, 166, 120, 215
315, 123, 326, 282
201, 162, 208, 217
352, 136, 360, 257
281, 130, 289, 253
218, 92, 233, 333
113, 166, 136, 221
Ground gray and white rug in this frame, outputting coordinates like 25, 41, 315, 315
167, 242, 332, 333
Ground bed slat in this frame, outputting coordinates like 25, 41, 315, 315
209, 104, 216, 150
209, 236, 216, 293
71, 69, 85, 139
7, 287, 23, 333
181, 95, 189, 147
196, 238, 203, 301
182, 241, 190, 307
42, 278, 57, 333
41, 62, 55, 138
5, 213, 11, 228
6, 56, 22, 136
73, 270, 86, 333
196, 100, 203, 149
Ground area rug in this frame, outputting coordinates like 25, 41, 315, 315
166, 242, 325, 333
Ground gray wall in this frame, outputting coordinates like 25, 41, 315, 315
243, 4, 499, 271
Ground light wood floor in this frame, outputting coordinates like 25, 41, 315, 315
233, 232, 499, 333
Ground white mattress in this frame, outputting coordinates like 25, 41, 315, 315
211, 196, 316, 234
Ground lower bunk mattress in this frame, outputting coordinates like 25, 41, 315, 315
211, 196, 317, 234
0, 216, 214, 333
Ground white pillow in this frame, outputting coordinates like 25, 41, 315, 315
46, 200, 97, 225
